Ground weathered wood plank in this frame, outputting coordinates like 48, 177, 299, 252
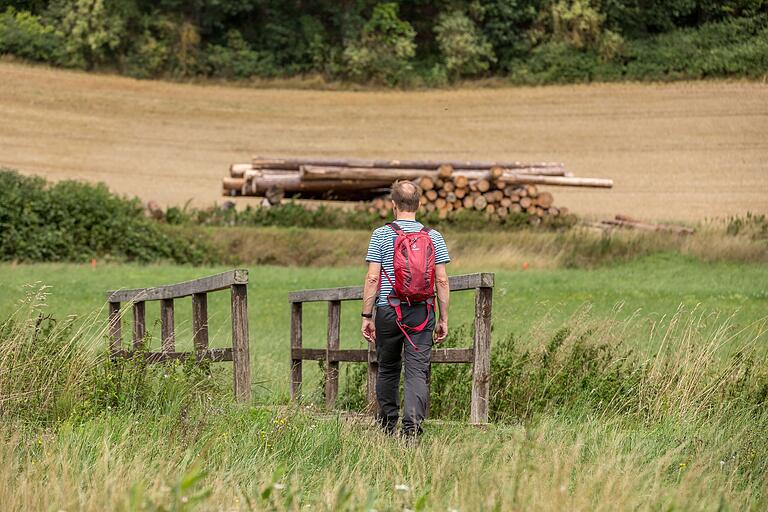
471, 287, 493, 424
325, 301, 341, 409
108, 302, 121, 352
132, 301, 146, 349
106, 269, 248, 302
432, 348, 474, 363
290, 302, 303, 401
288, 273, 494, 302
111, 348, 233, 363
231, 284, 251, 403
160, 299, 175, 352
192, 293, 209, 351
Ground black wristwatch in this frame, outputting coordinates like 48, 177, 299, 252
361, 312, 373, 318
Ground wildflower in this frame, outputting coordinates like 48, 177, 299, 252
395, 484, 410, 492
274, 483, 286, 490
678, 463, 686, 469
181, 496, 189, 503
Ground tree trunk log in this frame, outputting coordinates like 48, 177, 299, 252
253, 155, 564, 170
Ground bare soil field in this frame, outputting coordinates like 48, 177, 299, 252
1, 61, 766, 221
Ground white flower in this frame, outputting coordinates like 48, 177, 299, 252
274, 483, 286, 490
395, 484, 410, 492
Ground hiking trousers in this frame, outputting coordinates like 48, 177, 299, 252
374, 304, 435, 436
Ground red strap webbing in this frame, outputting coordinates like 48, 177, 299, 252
388, 298, 433, 352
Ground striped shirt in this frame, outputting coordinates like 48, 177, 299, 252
365, 219, 450, 306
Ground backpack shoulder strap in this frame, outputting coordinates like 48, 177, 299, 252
420, 226, 432, 233
388, 222, 404, 235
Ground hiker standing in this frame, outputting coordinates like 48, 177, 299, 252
361, 180, 451, 439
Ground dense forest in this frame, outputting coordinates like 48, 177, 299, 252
1, 1, 766, 86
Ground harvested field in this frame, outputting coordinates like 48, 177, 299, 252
1, 61, 766, 221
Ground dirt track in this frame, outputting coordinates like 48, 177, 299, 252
1, 62, 766, 221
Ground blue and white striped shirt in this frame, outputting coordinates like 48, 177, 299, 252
365, 219, 450, 306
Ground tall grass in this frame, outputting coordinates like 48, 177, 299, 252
0, 291, 766, 510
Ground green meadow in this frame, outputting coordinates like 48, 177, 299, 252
1, 254, 767, 510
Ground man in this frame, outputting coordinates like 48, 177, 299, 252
360, 180, 450, 439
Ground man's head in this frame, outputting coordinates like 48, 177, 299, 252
390, 180, 422, 213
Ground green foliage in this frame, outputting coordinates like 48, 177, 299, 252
49, 0, 125, 69
509, 14, 768, 84
343, 3, 416, 85
203, 29, 276, 79
0, 169, 207, 264
0, 7, 62, 62
434, 10, 496, 79
1, 1, 766, 85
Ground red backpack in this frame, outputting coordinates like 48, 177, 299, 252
381, 222, 436, 350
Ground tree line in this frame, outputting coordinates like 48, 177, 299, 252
0, 0, 766, 86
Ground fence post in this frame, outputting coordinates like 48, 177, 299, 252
133, 301, 146, 349
160, 299, 175, 352
326, 300, 341, 409
290, 302, 303, 401
108, 302, 121, 352
192, 293, 209, 351
231, 284, 251, 403
470, 286, 493, 424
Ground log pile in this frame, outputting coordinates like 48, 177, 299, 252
222, 156, 614, 219
405, 164, 573, 220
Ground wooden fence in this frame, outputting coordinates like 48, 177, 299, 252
106, 270, 251, 402
289, 273, 494, 424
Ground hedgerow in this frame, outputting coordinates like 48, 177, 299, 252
0, 169, 208, 264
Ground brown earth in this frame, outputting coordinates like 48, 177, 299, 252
1, 61, 766, 221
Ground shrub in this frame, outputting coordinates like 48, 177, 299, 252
0, 169, 207, 263
51, 0, 125, 69
0, 7, 62, 62
343, 3, 416, 85
434, 10, 496, 79
204, 30, 277, 79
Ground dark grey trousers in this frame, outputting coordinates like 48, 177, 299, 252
375, 304, 434, 436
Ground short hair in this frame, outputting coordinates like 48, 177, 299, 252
391, 180, 422, 212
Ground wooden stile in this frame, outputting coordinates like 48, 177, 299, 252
106, 270, 252, 403
288, 273, 494, 424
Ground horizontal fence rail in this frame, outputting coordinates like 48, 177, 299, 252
289, 272, 494, 424
106, 270, 251, 403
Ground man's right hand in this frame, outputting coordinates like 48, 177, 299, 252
434, 318, 448, 343
361, 318, 376, 343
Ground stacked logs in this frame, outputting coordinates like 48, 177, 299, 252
222, 156, 613, 216
367, 164, 568, 220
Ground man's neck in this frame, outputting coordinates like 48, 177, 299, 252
395, 212, 417, 222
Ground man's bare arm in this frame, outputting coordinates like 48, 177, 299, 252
434, 264, 449, 342
362, 262, 381, 314
361, 262, 381, 342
